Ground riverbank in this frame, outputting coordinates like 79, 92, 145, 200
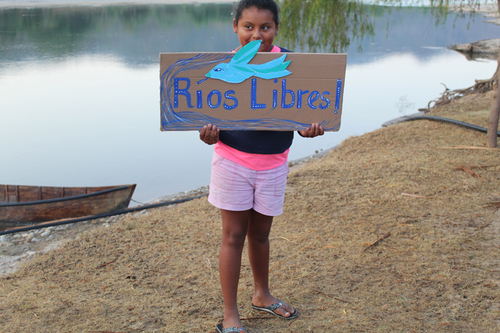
0, 152, 329, 276
1, 89, 499, 332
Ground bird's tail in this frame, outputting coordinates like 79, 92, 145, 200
253, 69, 291, 80
250, 55, 289, 70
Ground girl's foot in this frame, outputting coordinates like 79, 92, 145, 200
216, 323, 246, 333
221, 317, 244, 332
251, 295, 298, 319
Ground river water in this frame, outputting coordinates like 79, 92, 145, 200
0, 3, 498, 204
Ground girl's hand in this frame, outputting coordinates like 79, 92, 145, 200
299, 123, 324, 138
200, 124, 220, 144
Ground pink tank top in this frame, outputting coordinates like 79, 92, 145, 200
214, 44, 288, 171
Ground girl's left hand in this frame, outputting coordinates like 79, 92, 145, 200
299, 123, 324, 138
199, 124, 220, 144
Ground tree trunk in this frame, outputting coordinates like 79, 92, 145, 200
487, 0, 500, 148
488, 84, 500, 148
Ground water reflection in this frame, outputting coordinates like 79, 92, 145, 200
0, 3, 498, 204
0, 4, 237, 66
278, 0, 479, 53
278, 0, 376, 53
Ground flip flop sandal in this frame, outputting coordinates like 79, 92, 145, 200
216, 323, 247, 333
251, 299, 299, 320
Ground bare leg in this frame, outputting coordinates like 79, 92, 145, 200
219, 209, 250, 329
247, 210, 296, 318
247, 210, 272, 296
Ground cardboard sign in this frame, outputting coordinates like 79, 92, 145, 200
160, 47, 346, 131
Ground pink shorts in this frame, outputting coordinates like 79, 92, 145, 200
208, 152, 290, 216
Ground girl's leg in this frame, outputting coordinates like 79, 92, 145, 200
247, 209, 296, 318
219, 209, 250, 329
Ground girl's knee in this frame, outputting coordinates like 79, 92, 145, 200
222, 230, 247, 248
247, 230, 269, 244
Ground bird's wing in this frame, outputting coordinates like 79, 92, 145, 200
232, 65, 255, 74
249, 54, 288, 71
230, 40, 262, 65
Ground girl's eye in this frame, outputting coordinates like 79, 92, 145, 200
262, 26, 269, 30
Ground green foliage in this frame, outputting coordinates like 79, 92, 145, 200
277, 0, 377, 52
276, 0, 490, 53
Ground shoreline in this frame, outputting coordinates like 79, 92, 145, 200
0, 147, 335, 277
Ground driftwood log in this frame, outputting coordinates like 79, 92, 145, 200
428, 78, 497, 109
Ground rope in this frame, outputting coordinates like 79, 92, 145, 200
130, 198, 146, 205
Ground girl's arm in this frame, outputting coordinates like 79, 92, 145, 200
298, 123, 324, 138
200, 124, 220, 144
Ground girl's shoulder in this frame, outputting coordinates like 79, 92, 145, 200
277, 46, 292, 53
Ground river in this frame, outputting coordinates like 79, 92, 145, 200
0, 3, 498, 204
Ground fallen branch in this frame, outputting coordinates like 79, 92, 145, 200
402, 193, 431, 198
428, 79, 495, 108
453, 163, 499, 170
484, 201, 500, 211
312, 289, 351, 303
435, 145, 500, 151
455, 165, 486, 179
477, 222, 492, 229
363, 232, 391, 252
96, 259, 117, 269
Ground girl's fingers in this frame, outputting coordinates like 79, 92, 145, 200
300, 123, 324, 138
200, 124, 219, 144
199, 125, 209, 141
315, 124, 324, 136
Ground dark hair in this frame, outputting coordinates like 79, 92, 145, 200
234, 0, 279, 26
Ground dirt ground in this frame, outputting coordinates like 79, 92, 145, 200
1, 89, 499, 332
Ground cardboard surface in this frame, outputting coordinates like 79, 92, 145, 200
160, 52, 347, 131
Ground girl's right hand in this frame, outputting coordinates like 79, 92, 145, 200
199, 124, 220, 145
298, 123, 324, 138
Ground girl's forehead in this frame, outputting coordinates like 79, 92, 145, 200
239, 6, 275, 23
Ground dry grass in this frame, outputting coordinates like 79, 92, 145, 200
1, 91, 499, 332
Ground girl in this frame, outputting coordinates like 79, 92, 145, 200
200, 1, 324, 332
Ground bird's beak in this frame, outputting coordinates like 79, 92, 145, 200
205, 72, 211, 78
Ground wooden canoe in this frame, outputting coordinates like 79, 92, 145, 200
0, 184, 136, 227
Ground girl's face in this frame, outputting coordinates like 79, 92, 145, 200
233, 6, 278, 52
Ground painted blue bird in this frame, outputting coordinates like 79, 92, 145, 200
205, 40, 291, 84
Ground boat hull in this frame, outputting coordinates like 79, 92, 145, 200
0, 184, 136, 227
